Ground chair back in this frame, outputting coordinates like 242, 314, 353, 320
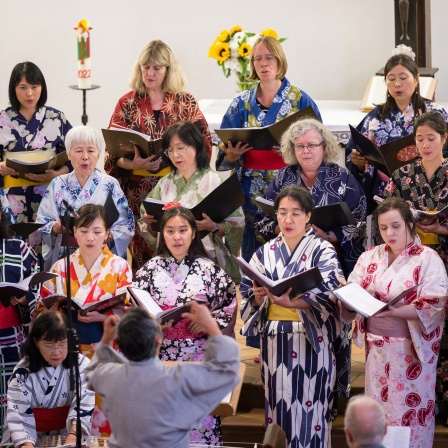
262, 423, 287, 448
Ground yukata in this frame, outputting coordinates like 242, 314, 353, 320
1, 354, 94, 447
0, 106, 72, 244
39, 246, 132, 436
345, 100, 448, 214
0, 237, 38, 436
345, 238, 447, 448
105, 90, 211, 271
384, 158, 448, 406
216, 77, 322, 262
139, 168, 244, 281
133, 255, 237, 446
36, 168, 134, 270
240, 229, 343, 448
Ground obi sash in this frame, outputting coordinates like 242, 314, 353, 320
3, 176, 44, 188
33, 405, 70, 432
0, 304, 21, 329
367, 315, 411, 338
244, 150, 287, 170
415, 227, 439, 245
132, 166, 171, 177
267, 303, 300, 321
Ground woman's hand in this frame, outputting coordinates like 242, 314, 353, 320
51, 220, 64, 235
265, 287, 295, 308
222, 140, 252, 162
311, 225, 335, 243
252, 281, 267, 306
142, 213, 157, 231
160, 319, 174, 331
131, 147, 162, 171
65, 433, 76, 445
0, 161, 19, 176
350, 150, 368, 173
25, 169, 58, 183
77, 310, 106, 323
10, 296, 27, 306
416, 219, 448, 236
196, 213, 219, 233
101, 314, 120, 345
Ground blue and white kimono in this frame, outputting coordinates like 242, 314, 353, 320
240, 229, 342, 448
345, 100, 448, 214
36, 168, 134, 269
216, 77, 322, 262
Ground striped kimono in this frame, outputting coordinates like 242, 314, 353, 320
240, 229, 343, 448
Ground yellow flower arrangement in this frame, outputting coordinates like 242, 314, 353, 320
208, 25, 286, 92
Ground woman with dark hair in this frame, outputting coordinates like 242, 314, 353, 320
38, 203, 132, 436
346, 51, 448, 214
341, 197, 447, 448
1, 312, 94, 447
0, 206, 38, 437
240, 185, 342, 448
134, 205, 237, 445
105, 40, 211, 270
0, 62, 72, 239
383, 110, 448, 423
140, 121, 244, 281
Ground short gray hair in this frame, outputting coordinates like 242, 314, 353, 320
344, 395, 386, 445
65, 126, 105, 156
280, 118, 340, 166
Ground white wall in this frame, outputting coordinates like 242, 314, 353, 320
1, 0, 447, 132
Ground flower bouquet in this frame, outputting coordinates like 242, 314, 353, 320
208, 26, 286, 92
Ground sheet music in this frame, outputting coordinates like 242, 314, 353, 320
382, 426, 411, 448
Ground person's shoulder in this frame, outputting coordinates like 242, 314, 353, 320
175, 91, 199, 102
43, 105, 66, 116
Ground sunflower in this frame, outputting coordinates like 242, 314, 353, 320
229, 25, 243, 36
238, 43, 251, 58
209, 42, 230, 63
218, 29, 230, 42
260, 28, 278, 39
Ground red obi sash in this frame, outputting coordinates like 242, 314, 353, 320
244, 150, 287, 170
32, 405, 70, 432
0, 305, 21, 329
161, 305, 206, 340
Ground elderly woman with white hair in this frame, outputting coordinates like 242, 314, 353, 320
36, 126, 134, 270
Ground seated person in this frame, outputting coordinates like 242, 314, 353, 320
85, 302, 241, 448
344, 395, 387, 448
1, 312, 94, 447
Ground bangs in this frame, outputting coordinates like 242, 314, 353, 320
42, 325, 67, 342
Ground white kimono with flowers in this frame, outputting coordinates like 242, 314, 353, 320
346, 238, 447, 448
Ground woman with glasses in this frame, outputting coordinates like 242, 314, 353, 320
104, 40, 211, 271
139, 121, 244, 282
1, 312, 95, 447
216, 36, 322, 263
240, 185, 342, 448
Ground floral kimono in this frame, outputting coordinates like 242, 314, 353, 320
133, 255, 237, 446
240, 229, 342, 448
39, 245, 132, 436
105, 90, 211, 270
139, 168, 244, 281
0, 106, 72, 235
346, 238, 447, 448
216, 77, 322, 262
36, 168, 134, 270
1, 354, 94, 447
345, 100, 448, 214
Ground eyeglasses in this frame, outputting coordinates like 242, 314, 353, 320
275, 210, 306, 220
164, 145, 189, 157
39, 340, 68, 353
251, 55, 276, 64
294, 142, 324, 152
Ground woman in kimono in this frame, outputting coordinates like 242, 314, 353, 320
140, 121, 244, 283
0, 207, 38, 436
1, 311, 94, 447
105, 40, 211, 271
240, 185, 342, 448
0, 62, 72, 238
216, 35, 322, 263
340, 197, 447, 448
345, 50, 448, 214
134, 205, 237, 446
383, 110, 448, 424
39, 204, 132, 436
36, 126, 134, 271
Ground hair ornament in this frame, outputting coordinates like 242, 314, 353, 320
391, 44, 416, 61
162, 201, 182, 211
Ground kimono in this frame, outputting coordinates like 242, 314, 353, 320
0, 106, 72, 237
39, 245, 132, 436
105, 90, 211, 271
1, 354, 94, 447
36, 168, 134, 270
139, 168, 244, 282
240, 229, 342, 448
133, 255, 237, 446
0, 237, 38, 435
216, 77, 322, 262
384, 158, 448, 405
345, 100, 448, 214
346, 238, 447, 448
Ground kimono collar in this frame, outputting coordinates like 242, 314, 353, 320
384, 235, 423, 257
275, 227, 315, 252
164, 254, 193, 267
